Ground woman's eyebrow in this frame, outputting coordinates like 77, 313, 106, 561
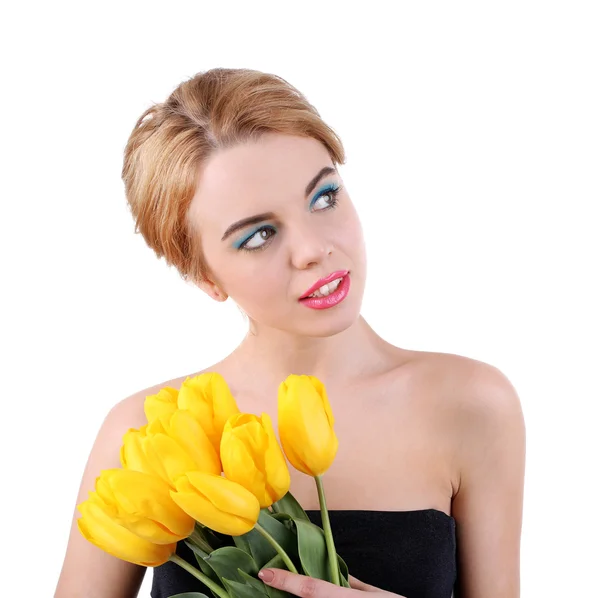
305, 166, 336, 197
221, 212, 275, 242
221, 166, 337, 242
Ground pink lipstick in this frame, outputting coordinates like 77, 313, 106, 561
298, 270, 351, 310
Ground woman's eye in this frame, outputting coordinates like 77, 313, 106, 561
241, 227, 275, 251
311, 186, 341, 211
237, 185, 341, 253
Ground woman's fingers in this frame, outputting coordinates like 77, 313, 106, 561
259, 569, 406, 598
259, 569, 359, 597
348, 575, 380, 592
348, 575, 404, 596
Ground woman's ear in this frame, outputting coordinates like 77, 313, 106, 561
192, 277, 228, 302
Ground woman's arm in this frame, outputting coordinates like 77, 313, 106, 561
450, 361, 526, 598
55, 393, 149, 598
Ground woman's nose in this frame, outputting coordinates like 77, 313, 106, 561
289, 227, 334, 270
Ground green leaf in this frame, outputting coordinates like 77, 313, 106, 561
292, 519, 329, 581
232, 529, 275, 567
185, 540, 223, 592
269, 512, 295, 532
287, 518, 348, 586
234, 510, 299, 570
169, 593, 212, 598
221, 578, 268, 598
261, 555, 294, 598
337, 554, 351, 588
262, 553, 285, 569
238, 570, 269, 593
272, 492, 310, 522
269, 513, 291, 522
257, 510, 299, 561
195, 523, 230, 549
204, 546, 259, 583
232, 531, 253, 557
185, 541, 210, 560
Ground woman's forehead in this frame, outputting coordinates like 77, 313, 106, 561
190, 134, 335, 223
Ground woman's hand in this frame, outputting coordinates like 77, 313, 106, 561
258, 568, 407, 598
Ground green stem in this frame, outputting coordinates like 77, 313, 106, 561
315, 475, 340, 586
271, 501, 281, 513
189, 528, 212, 554
254, 522, 298, 573
169, 554, 229, 598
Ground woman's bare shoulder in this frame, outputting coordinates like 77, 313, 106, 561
55, 365, 221, 597
400, 348, 507, 385
387, 347, 516, 424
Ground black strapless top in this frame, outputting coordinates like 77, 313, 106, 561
151, 509, 457, 598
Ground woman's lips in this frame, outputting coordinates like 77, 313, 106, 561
299, 269, 350, 299
298, 273, 351, 310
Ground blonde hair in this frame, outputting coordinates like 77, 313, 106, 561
121, 68, 346, 285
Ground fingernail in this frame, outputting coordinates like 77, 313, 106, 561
259, 569, 274, 582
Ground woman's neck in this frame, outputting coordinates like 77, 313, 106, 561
224, 315, 398, 392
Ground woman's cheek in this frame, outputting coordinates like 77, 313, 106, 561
236, 268, 282, 306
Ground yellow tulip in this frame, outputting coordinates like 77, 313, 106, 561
144, 387, 179, 426
177, 373, 240, 454
221, 413, 290, 508
94, 468, 194, 544
171, 471, 260, 536
77, 492, 176, 567
120, 424, 153, 474
121, 411, 221, 487
277, 374, 338, 476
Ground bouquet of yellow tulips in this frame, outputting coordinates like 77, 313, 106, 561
77, 373, 351, 598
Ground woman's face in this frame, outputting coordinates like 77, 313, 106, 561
188, 133, 367, 338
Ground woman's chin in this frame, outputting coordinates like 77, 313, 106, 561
291, 304, 363, 338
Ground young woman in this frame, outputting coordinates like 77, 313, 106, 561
55, 68, 526, 598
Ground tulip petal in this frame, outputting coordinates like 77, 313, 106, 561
210, 373, 242, 434
168, 409, 221, 475
171, 489, 254, 536
278, 381, 315, 475
279, 432, 314, 476
178, 375, 214, 432
171, 472, 259, 536
145, 432, 198, 487
261, 413, 291, 502
221, 432, 267, 504
144, 387, 179, 425
295, 378, 337, 472
77, 494, 175, 566
178, 373, 240, 453
221, 412, 290, 508
187, 471, 260, 520
278, 375, 338, 476
105, 468, 194, 543
307, 376, 335, 426
120, 427, 154, 474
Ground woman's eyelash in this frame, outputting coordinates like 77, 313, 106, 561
312, 184, 342, 210
238, 184, 342, 252
238, 226, 276, 253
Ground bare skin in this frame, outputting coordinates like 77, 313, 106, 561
55, 133, 525, 597
55, 333, 524, 598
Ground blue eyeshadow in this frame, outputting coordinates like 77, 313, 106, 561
233, 226, 262, 249
310, 183, 339, 208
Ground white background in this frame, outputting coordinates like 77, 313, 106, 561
2, 1, 598, 596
